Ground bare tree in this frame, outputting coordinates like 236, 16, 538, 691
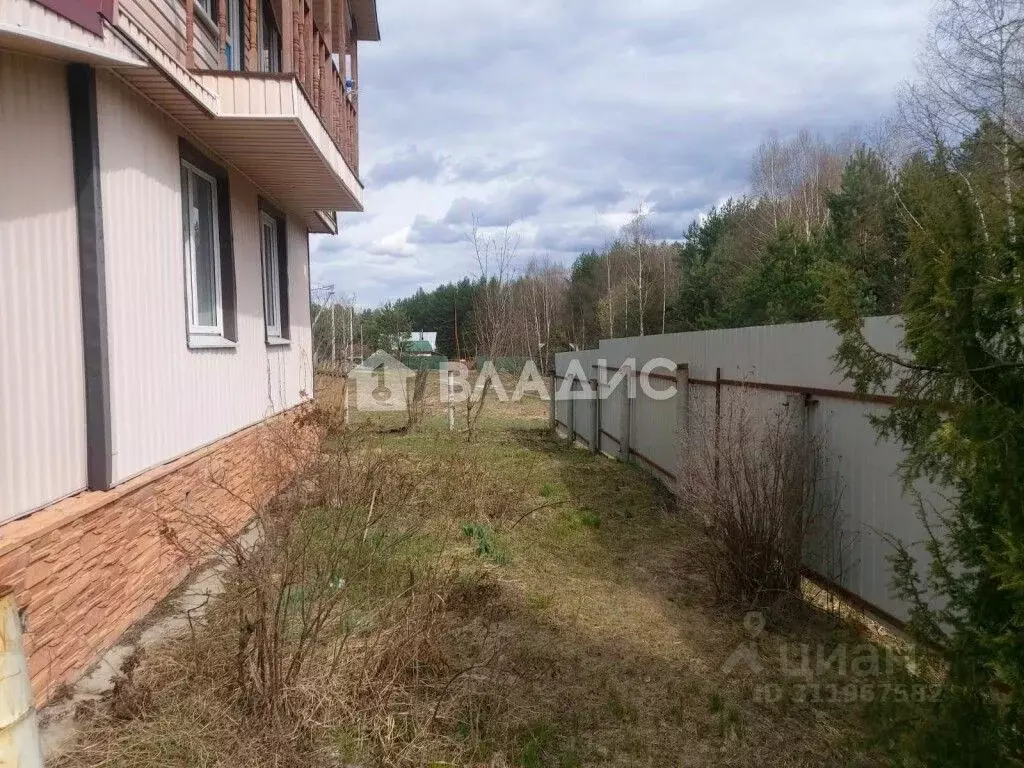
622, 204, 652, 336
606, 242, 615, 338
903, 0, 1024, 237
470, 218, 520, 358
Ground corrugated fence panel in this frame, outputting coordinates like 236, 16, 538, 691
556, 317, 938, 623
97, 72, 314, 484
631, 377, 676, 479
0, 53, 88, 521
571, 385, 595, 449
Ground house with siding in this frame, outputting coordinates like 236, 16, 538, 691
0, 0, 377, 704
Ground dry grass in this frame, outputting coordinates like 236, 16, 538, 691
53, 372, 886, 768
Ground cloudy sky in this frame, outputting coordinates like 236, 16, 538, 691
311, 0, 935, 307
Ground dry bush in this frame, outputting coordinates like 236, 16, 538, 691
58, 407, 510, 767
682, 393, 842, 618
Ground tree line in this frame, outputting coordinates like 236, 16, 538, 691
315, 130, 902, 371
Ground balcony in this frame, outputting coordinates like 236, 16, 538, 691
105, 0, 378, 230
183, 0, 363, 179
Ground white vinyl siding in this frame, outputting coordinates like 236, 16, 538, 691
97, 73, 313, 485
182, 161, 224, 340
0, 52, 88, 521
260, 211, 282, 338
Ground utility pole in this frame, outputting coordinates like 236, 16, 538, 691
453, 303, 461, 360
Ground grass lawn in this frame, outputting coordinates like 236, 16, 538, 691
55, 374, 887, 767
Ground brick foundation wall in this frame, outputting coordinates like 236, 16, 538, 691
0, 409, 314, 705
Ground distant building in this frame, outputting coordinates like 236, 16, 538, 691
401, 331, 438, 356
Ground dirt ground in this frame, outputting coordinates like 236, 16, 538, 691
51, 372, 887, 767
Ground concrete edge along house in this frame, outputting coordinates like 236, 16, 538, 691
0, 0, 379, 704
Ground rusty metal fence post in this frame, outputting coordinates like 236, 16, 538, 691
590, 377, 601, 454
618, 367, 632, 462
548, 370, 556, 433
567, 378, 576, 445
673, 363, 690, 496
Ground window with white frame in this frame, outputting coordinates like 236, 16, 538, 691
182, 162, 224, 337
259, 206, 289, 342
179, 142, 236, 348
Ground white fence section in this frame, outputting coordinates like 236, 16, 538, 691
553, 316, 941, 624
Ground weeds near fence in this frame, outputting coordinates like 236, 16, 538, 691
681, 393, 845, 621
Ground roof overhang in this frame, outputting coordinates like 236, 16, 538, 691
350, 0, 380, 41
109, 12, 362, 228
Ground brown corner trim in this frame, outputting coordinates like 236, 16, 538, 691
37, 0, 107, 35
68, 64, 112, 492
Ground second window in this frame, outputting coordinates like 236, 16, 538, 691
260, 208, 289, 342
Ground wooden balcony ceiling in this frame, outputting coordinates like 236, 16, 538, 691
311, 0, 379, 42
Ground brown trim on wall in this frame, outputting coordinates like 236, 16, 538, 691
68, 64, 112, 491
588, 361, 895, 406
37, 0, 109, 35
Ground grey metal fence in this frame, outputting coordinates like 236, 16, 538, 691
553, 316, 944, 625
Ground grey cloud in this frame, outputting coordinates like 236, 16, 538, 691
367, 145, 447, 186
566, 183, 630, 212
366, 146, 519, 188
647, 187, 711, 215
644, 212, 693, 241
447, 156, 520, 183
408, 214, 466, 245
533, 223, 617, 254
443, 182, 547, 226
316, 0, 932, 305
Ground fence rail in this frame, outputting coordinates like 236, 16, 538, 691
554, 316, 941, 626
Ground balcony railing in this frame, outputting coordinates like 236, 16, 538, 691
184, 0, 360, 178
292, 0, 359, 177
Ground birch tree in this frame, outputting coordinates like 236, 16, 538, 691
904, 0, 1024, 237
